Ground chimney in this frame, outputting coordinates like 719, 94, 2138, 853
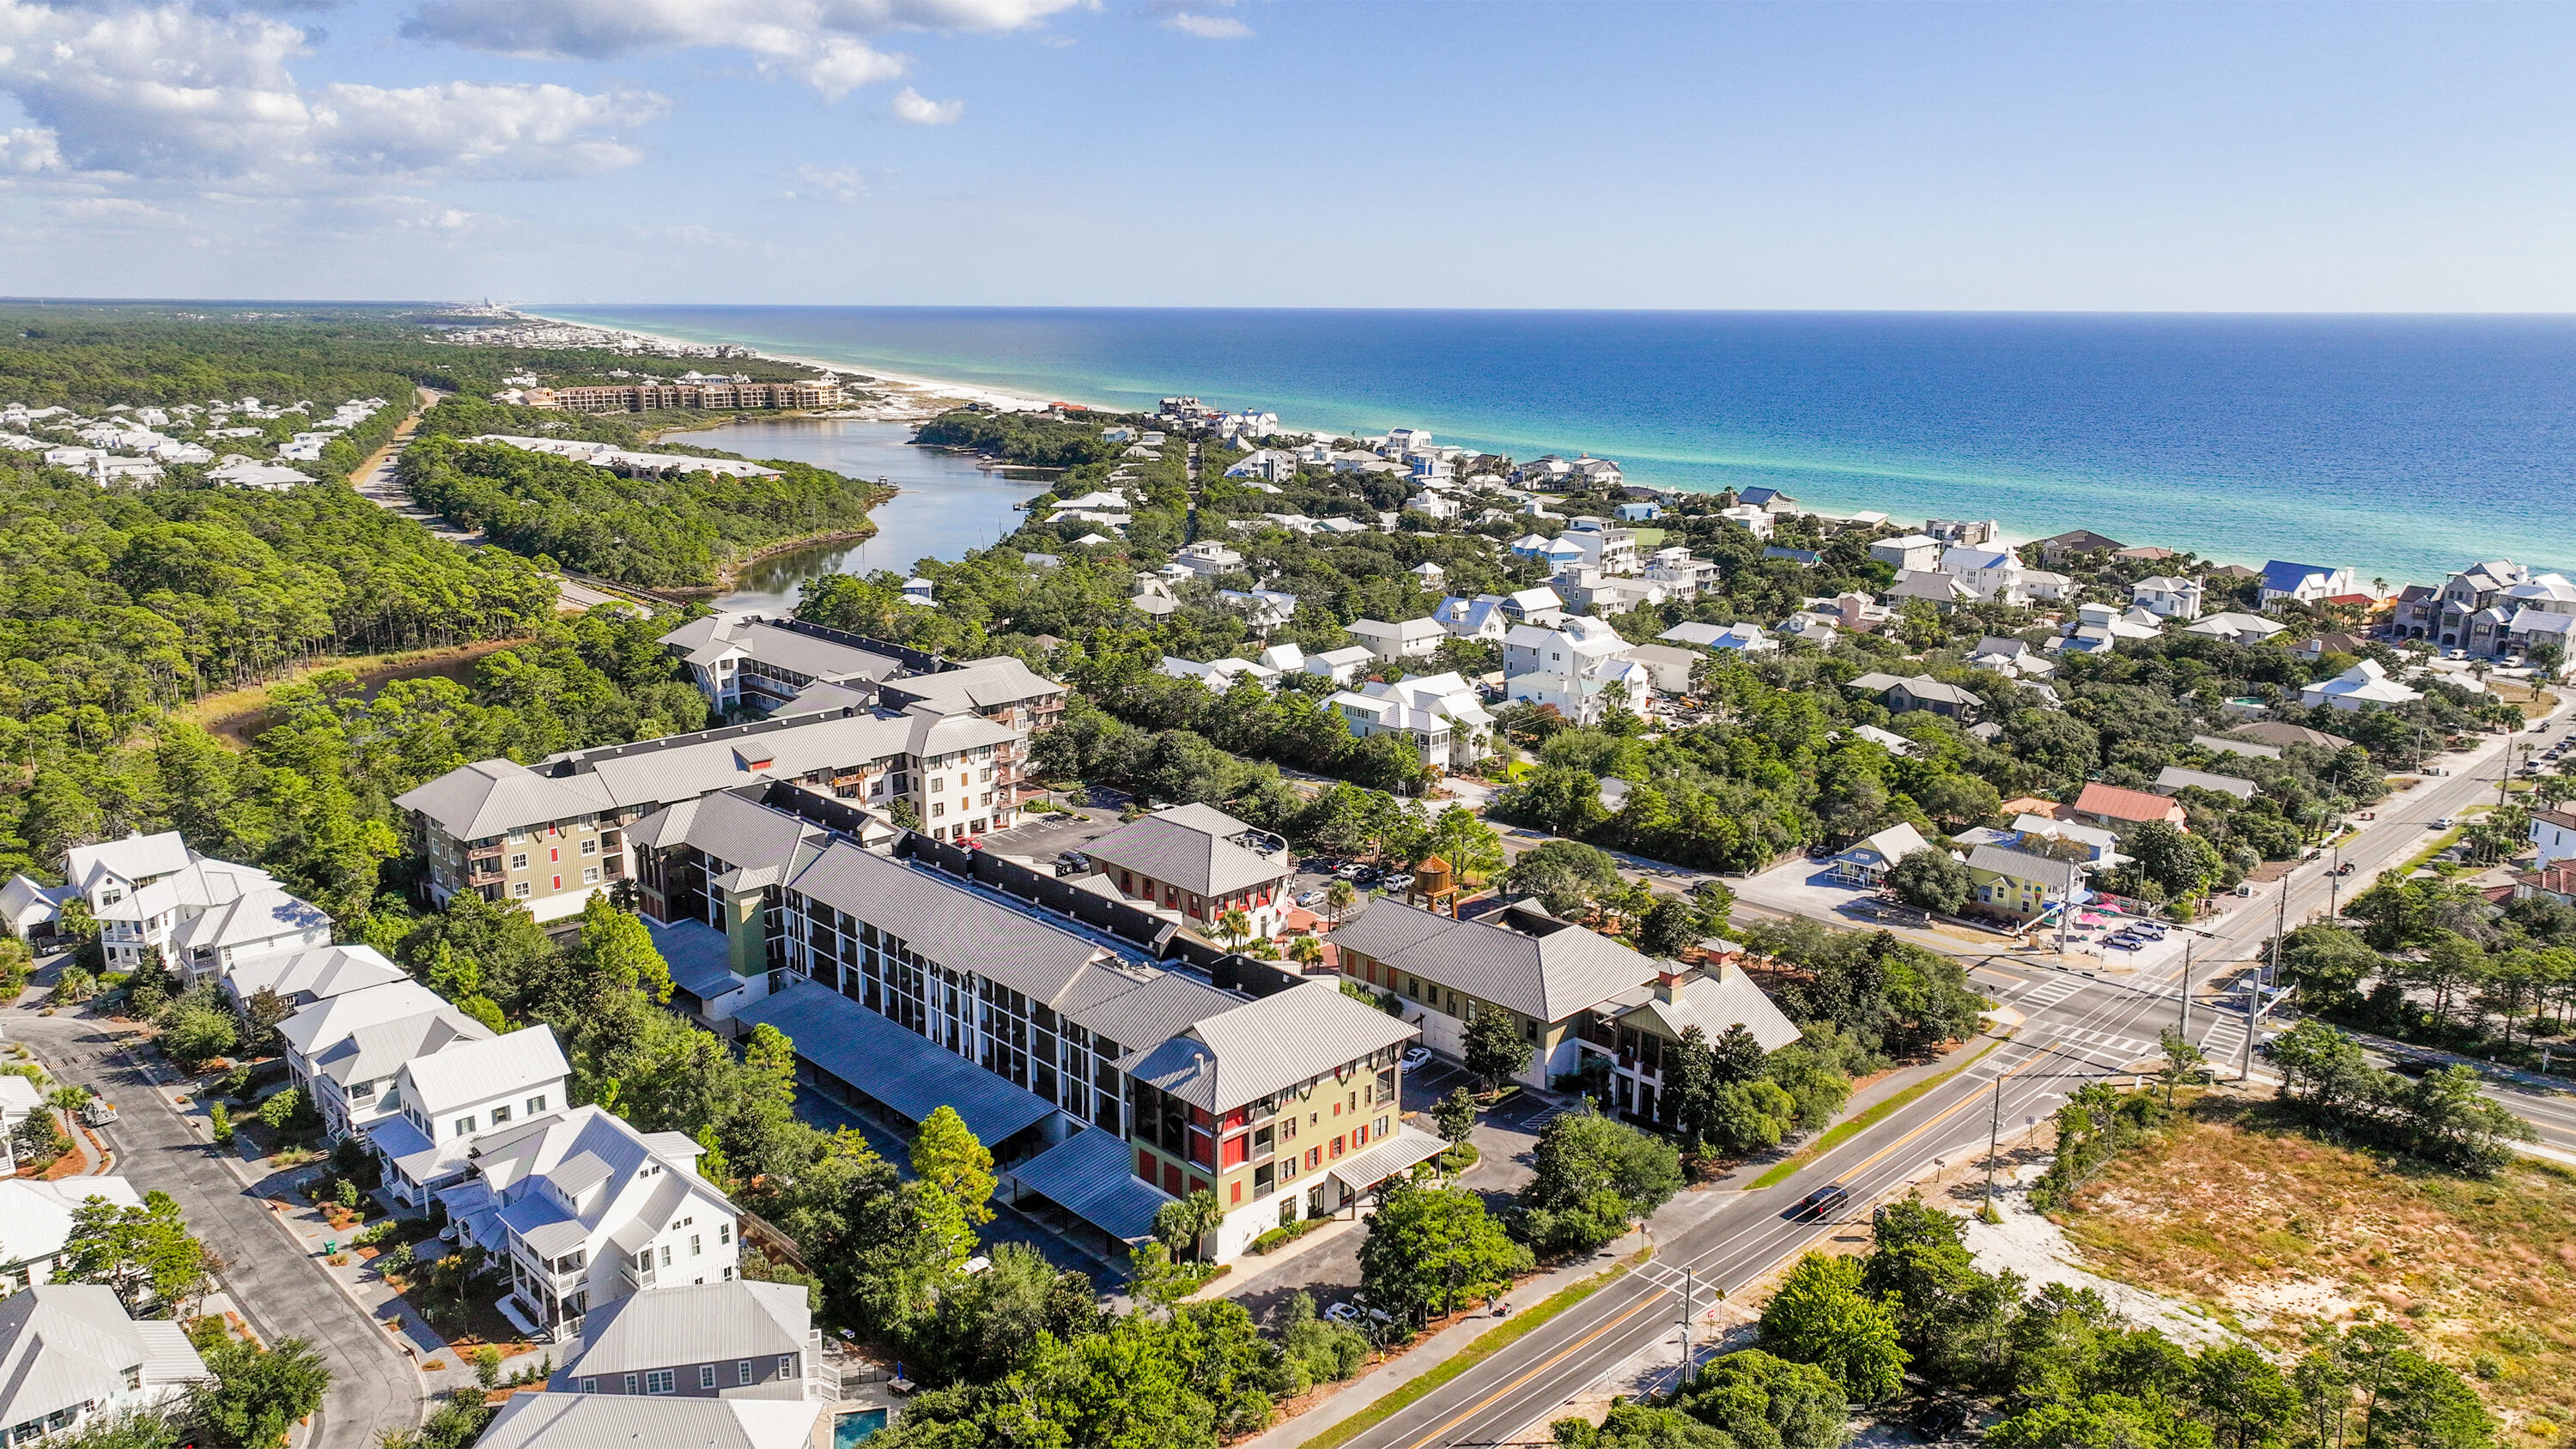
1653, 966, 1682, 1003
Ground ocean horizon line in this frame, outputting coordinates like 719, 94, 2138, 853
526, 303, 2576, 589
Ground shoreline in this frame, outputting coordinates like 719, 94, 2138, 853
505, 308, 2420, 591
688, 521, 886, 598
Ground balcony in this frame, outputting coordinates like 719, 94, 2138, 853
621, 1260, 658, 1293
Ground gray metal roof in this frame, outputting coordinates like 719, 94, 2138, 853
221, 943, 404, 1009
880, 656, 1065, 713
659, 615, 903, 682
645, 918, 744, 1003
2154, 766, 2257, 800
1322, 1131, 1449, 1195
399, 1026, 567, 1118
1008, 1126, 1171, 1243
0, 1285, 210, 1428
1329, 901, 1667, 1024
1121, 980, 1419, 1113
476, 1391, 823, 1449
731, 981, 1056, 1145
1966, 845, 2086, 892
630, 789, 828, 871
278, 979, 454, 1060
1601, 968, 1802, 1052
557, 1281, 808, 1380
1081, 803, 1291, 899
785, 844, 1120, 1010
165, 888, 330, 951
313, 1008, 488, 1088
392, 758, 611, 840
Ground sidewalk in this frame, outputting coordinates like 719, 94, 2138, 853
1232, 1227, 1651, 1449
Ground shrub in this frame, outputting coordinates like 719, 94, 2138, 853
466, 1344, 504, 1387
208, 1102, 234, 1146
257, 1087, 315, 1135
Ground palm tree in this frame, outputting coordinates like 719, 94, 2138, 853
46, 1085, 90, 1149
1289, 935, 1324, 971
1216, 907, 1253, 951
1324, 879, 1357, 925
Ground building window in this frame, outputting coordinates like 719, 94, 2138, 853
779, 1355, 797, 1381
646, 1369, 675, 1395
623, 1374, 638, 1395
580, 1379, 596, 1393
660, 1245, 671, 1267
512, 882, 532, 899
690, 1234, 702, 1257
582, 866, 600, 884
490, 1105, 512, 1125
453, 1115, 476, 1137
719, 1222, 731, 1245
700, 1365, 716, 1389
509, 853, 528, 870
528, 1094, 548, 1114
580, 839, 598, 856
738, 1361, 753, 1385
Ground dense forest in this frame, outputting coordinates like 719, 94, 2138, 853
401, 402, 890, 589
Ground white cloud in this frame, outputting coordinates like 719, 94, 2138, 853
0, 1, 664, 185
1167, 10, 1250, 39
889, 88, 963, 125
46, 196, 189, 226
404, 0, 1081, 98
777, 163, 869, 203
0, 127, 64, 175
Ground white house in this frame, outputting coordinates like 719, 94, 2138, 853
1409, 561, 1447, 589
1504, 617, 1650, 725
1329, 673, 1494, 773
1433, 595, 1514, 643
1717, 505, 1775, 540
0, 876, 68, 944
1660, 620, 1775, 653
1171, 541, 1244, 578
1562, 524, 1640, 576
1345, 617, 1447, 664
2529, 809, 2576, 870
2259, 561, 2358, 612
438, 1106, 741, 1338
370, 1027, 574, 1209
1499, 585, 1567, 627
2183, 612, 2288, 646
1868, 535, 1942, 573
1642, 547, 1719, 601
1405, 489, 1461, 522
295, 995, 495, 1140
2299, 660, 2422, 712
1509, 533, 1586, 571
1619, 643, 1707, 697
1157, 655, 1279, 692
1615, 501, 1662, 522
1939, 545, 2029, 604
0, 1179, 144, 1296
477, 1394, 823, 1449
89, 855, 325, 977
1215, 588, 1299, 631
1826, 822, 1932, 886
220, 943, 406, 1019
0, 1286, 210, 1443
1302, 645, 1376, 688
2130, 575, 2205, 621
59, 832, 198, 915
277, 979, 465, 1106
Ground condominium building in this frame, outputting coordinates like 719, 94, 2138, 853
546, 380, 845, 413
631, 789, 1425, 1262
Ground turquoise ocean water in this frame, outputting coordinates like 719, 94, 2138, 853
536, 306, 2576, 586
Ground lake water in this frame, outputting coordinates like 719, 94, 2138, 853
548, 305, 2576, 585
662, 418, 1043, 613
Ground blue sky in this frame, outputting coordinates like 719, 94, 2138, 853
3, 1, 2572, 310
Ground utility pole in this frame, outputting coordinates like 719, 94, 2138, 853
2327, 844, 2342, 922
2178, 935, 2192, 1039
1679, 1268, 1695, 1385
1984, 1073, 2004, 1206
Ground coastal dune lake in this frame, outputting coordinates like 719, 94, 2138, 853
663, 418, 1042, 613
552, 306, 2576, 584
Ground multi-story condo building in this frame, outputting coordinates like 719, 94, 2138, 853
396, 700, 1024, 923
660, 615, 918, 713
1078, 803, 1298, 943
439, 1106, 741, 1337
631, 787, 1424, 1262
1328, 900, 1795, 1097
546, 380, 846, 413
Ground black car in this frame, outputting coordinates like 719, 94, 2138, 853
1795, 1183, 1850, 1220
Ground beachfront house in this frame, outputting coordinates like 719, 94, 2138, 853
1868, 535, 1943, 572
2130, 576, 2205, 621
2259, 561, 2359, 613
1938, 545, 2029, 604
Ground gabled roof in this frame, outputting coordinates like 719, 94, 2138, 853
1601, 967, 1802, 1051
165, 888, 328, 952
313, 1006, 489, 1088
222, 943, 404, 1008
2260, 560, 2341, 593
399, 1026, 568, 1117
92, 858, 276, 925
656, 615, 903, 682
1082, 803, 1291, 898
393, 758, 611, 841
556, 1280, 807, 1381
277, 979, 455, 1061
61, 831, 194, 894
0, 1179, 143, 1269
0, 1285, 210, 1428
1966, 845, 2086, 892
1328, 900, 1665, 1023
1843, 822, 1931, 864
878, 657, 1065, 715
2071, 782, 2183, 824
2155, 766, 2257, 800
1120, 980, 1418, 1113
475, 1393, 822, 1449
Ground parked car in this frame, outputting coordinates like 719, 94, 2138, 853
1297, 888, 1329, 907
1335, 863, 1369, 881
2433, 816, 2455, 829
1382, 873, 1416, 893
1325, 1301, 1362, 1324
1401, 1046, 1432, 1070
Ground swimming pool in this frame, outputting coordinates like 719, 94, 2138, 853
834, 1408, 889, 1447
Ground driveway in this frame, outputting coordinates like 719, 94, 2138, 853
5, 999, 427, 1449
